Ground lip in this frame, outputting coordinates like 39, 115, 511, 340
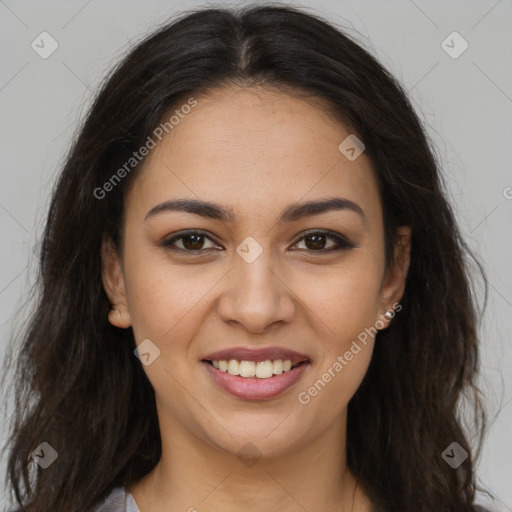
202, 346, 310, 366
202, 360, 310, 400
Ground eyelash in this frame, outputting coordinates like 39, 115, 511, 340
160, 229, 355, 255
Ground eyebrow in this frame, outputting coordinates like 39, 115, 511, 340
144, 197, 367, 225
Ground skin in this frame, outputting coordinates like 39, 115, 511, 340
102, 85, 411, 512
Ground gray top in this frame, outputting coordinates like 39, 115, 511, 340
91, 487, 494, 512
92, 486, 140, 512
3, 486, 495, 511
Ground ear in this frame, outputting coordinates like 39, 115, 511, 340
377, 226, 411, 328
101, 235, 132, 328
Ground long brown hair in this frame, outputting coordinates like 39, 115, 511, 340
1, 4, 489, 511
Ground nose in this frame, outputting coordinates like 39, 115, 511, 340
217, 248, 296, 334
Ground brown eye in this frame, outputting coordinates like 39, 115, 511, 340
179, 233, 206, 251
161, 229, 354, 255
162, 231, 219, 252
292, 231, 354, 252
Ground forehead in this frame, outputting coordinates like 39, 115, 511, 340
126, 86, 382, 227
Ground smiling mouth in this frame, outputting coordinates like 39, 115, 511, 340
203, 359, 308, 379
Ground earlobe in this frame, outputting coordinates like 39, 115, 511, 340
101, 236, 132, 328
108, 304, 131, 329
378, 226, 412, 327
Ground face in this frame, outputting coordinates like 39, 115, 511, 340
102, 86, 411, 460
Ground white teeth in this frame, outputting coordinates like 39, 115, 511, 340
255, 360, 273, 379
239, 360, 255, 378
227, 359, 239, 375
273, 360, 283, 374
211, 359, 297, 379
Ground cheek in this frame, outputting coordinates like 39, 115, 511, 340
298, 274, 378, 415
296, 343, 374, 427
297, 254, 382, 398
132, 280, 211, 348
122, 246, 216, 344
304, 256, 383, 339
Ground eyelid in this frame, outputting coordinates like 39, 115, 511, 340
161, 229, 221, 252
291, 229, 354, 249
161, 229, 355, 253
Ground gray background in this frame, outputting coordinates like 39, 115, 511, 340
0, 0, 511, 510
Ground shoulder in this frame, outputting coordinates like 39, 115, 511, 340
3, 486, 140, 512
90, 486, 140, 512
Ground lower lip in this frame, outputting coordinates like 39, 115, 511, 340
202, 361, 310, 400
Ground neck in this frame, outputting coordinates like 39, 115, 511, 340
129, 409, 372, 512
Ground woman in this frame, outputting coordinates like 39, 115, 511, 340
1, 3, 494, 511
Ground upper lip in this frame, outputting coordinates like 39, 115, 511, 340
202, 347, 310, 366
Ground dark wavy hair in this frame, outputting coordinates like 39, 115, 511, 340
1, 3, 490, 511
